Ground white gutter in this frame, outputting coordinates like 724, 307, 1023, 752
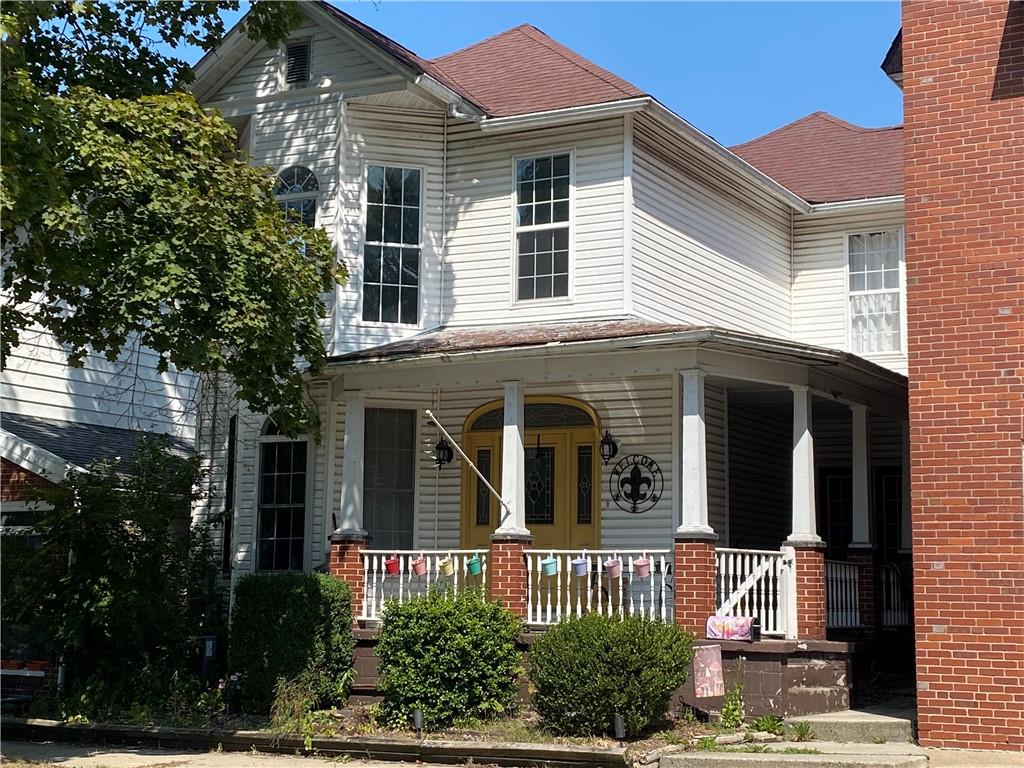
808, 195, 905, 214
478, 97, 649, 133
644, 100, 812, 214
0, 429, 86, 480
414, 75, 484, 120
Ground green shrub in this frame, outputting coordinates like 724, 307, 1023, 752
529, 614, 694, 737
749, 713, 784, 735
229, 572, 354, 713
6, 438, 225, 720
375, 588, 523, 730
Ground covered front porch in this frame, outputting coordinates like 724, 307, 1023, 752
321, 323, 910, 642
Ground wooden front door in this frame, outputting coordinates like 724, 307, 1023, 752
460, 400, 600, 549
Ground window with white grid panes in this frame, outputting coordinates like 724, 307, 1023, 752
515, 153, 571, 300
849, 231, 902, 353
363, 165, 421, 324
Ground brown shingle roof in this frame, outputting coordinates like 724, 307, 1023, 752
328, 319, 696, 363
431, 24, 646, 117
731, 112, 903, 204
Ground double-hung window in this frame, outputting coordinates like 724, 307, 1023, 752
363, 164, 420, 325
257, 419, 308, 571
515, 152, 571, 301
848, 230, 903, 353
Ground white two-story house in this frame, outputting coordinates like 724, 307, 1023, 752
190, 1, 910, 637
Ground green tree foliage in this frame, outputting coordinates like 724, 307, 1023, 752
375, 589, 524, 731
529, 614, 694, 737
5, 438, 224, 719
1, 1, 344, 435
228, 573, 354, 713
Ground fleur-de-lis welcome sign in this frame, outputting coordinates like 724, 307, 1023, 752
608, 454, 664, 514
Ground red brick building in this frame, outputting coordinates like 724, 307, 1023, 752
897, 0, 1024, 751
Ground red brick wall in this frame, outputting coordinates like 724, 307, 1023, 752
0, 458, 53, 502
329, 535, 367, 621
903, 0, 1024, 751
672, 538, 717, 637
488, 538, 529, 617
793, 547, 826, 641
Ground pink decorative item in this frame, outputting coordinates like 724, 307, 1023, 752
604, 556, 622, 578
634, 556, 651, 578
693, 644, 725, 698
384, 555, 400, 576
705, 615, 755, 641
410, 556, 427, 576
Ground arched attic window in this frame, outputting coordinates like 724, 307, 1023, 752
274, 165, 319, 227
257, 415, 309, 571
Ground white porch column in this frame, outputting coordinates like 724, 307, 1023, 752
900, 420, 912, 551
496, 379, 529, 537
850, 403, 871, 548
337, 390, 366, 535
677, 368, 714, 536
787, 385, 822, 546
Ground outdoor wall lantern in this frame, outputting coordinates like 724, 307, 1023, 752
434, 437, 455, 466
600, 430, 619, 465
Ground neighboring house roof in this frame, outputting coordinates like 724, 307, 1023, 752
0, 413, 191, 475
430, 24, 646, 117
881, 29, 903, 86
730, 112, 904, 204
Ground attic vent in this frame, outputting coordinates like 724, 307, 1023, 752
284, 39, 311, 87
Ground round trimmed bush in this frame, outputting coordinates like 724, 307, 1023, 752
529, 614, 694, 737
376, 589, 523, 730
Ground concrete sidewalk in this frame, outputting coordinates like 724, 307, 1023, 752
3, 739, 1022, 768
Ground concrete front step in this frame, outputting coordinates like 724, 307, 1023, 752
663, 754, 926, 768
785, 705, 915, 744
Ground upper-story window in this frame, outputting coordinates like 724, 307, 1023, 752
283, 38, 311, 88
362, 164, 421, 325
274, 166, 318, 227
515, 152, 571, 301
848, 230, 902, 353
257, 418, 308, 572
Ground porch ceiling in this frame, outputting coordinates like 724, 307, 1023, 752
321, 320, 908, 419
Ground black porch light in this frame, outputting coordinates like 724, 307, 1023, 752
434, 437, 455, 466
599, 430, 619, 466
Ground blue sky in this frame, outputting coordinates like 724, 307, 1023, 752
196, 2, 903, 147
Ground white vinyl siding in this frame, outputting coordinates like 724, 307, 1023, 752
630, 114, 792, 338
208, 22, 392, 103
792, 203, 906, 374
443, 118, 626, 325
0, 325, 197, 440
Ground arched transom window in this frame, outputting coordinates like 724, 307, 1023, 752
274, 165, 319, 227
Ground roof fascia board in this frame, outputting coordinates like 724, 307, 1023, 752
478, 97, 649, 133
192, 7, 254, 87
807, 195, 905, 214
645, 100, 812, 214
0, 429, 85, 480
204, 75, 404, 116
413, 75, 485, 118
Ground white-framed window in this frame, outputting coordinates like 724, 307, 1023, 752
283, 38, 312, 88
362, 163, 421, 325
257, 418, 309, 571
848, 230, 903, 354
274, 165, 319, 227
514, 152, 572, 301
362, 407, 417, 550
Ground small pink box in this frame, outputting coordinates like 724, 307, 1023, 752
705, 615, 755, 641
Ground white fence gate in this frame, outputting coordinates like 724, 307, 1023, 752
715, 547, 795, 638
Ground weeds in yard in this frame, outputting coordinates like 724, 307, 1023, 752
749, 714, 785, 735
789, 721, 816, 742
872, 735, 888, 744
718, 684, 744, 730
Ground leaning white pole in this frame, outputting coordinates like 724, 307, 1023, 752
424, 409, 510, 516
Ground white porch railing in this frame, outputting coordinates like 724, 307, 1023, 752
715, 547, 795, 638
881, 563, 910, 627
359, 549, 488, 621
523, 550, 673, 625
825, 560, 862, 629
